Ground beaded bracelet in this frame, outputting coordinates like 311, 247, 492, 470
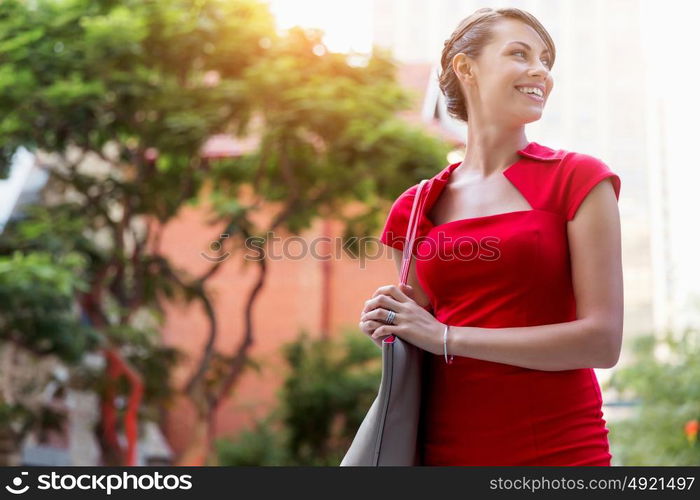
443, 324, 454, 364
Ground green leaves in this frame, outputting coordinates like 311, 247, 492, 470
40, 73, 106, 106
606, 329, 700, 465
0, 26, 45, 54
276, 329, 381, 465
0, 0, 274, 176
0, 251, 100, 363
79, 5, 148, 56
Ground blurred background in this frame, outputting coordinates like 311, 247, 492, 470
0, 0, 698, 466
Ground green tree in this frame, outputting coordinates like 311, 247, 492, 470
605, 328, 700, 465
0, 0, 448, 464
0, 251, 99, 465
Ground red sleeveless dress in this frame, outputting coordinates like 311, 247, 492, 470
379, 141, 621, 466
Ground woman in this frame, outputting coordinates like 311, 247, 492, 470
358, 7, 623, 466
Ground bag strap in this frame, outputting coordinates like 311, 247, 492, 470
399, 179, 430, 285
384, 179, 429, 345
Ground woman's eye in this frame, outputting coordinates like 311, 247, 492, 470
513, 51, 551, 69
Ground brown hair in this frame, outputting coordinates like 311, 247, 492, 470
439, 7, 556, 123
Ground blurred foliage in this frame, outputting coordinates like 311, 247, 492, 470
0, 0, 275, 184
0, 203, 102, 263
0, 251, 100, 362
0, 0, 450, 463
0, 250, 99, 456
216, 328, 382, 465
215, 413, 289, 466
605, 328, 700, 465
0, 0, 448, 228
0, 213, 184, 431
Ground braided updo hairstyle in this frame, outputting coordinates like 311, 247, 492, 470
439, 7, 556, 123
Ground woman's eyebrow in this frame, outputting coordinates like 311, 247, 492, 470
506, 40, 550, 55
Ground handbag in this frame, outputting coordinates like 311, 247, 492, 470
340, 179, 430, 466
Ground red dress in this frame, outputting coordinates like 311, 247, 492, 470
379, 141, 621, 466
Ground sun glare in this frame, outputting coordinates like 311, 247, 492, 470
265, 0, 374, 54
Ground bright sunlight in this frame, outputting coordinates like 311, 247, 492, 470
265, 0, 374, 54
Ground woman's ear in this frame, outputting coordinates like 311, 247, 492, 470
452, 53, 474, 83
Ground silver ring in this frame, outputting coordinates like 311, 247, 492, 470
385, 310, 396, 325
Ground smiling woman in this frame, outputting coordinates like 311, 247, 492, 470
439, 7, 556, 123
359, 6, 623, 467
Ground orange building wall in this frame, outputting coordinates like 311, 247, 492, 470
157, 192, 400, 459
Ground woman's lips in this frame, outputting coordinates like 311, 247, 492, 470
516, 87, 544, 103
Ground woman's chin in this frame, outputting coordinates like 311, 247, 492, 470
519, 109, 544, 124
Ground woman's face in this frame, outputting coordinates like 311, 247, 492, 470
453, 18, 554, 126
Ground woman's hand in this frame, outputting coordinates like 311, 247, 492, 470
358, 283, 444, 355
358, 305, 385, 349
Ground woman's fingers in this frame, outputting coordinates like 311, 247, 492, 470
371, 284, 412, 303
362, 294, 402, 315
362, 307, 394, 324
359, 319, 385, 348
359, 318, 383, 335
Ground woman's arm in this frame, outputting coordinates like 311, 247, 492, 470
445, 179, 623, 371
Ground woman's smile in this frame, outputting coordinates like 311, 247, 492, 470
515, 87, 544, 103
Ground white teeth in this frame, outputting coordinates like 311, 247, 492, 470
517, 86, 543, 98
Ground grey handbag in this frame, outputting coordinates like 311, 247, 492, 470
340, 179, 430, 466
